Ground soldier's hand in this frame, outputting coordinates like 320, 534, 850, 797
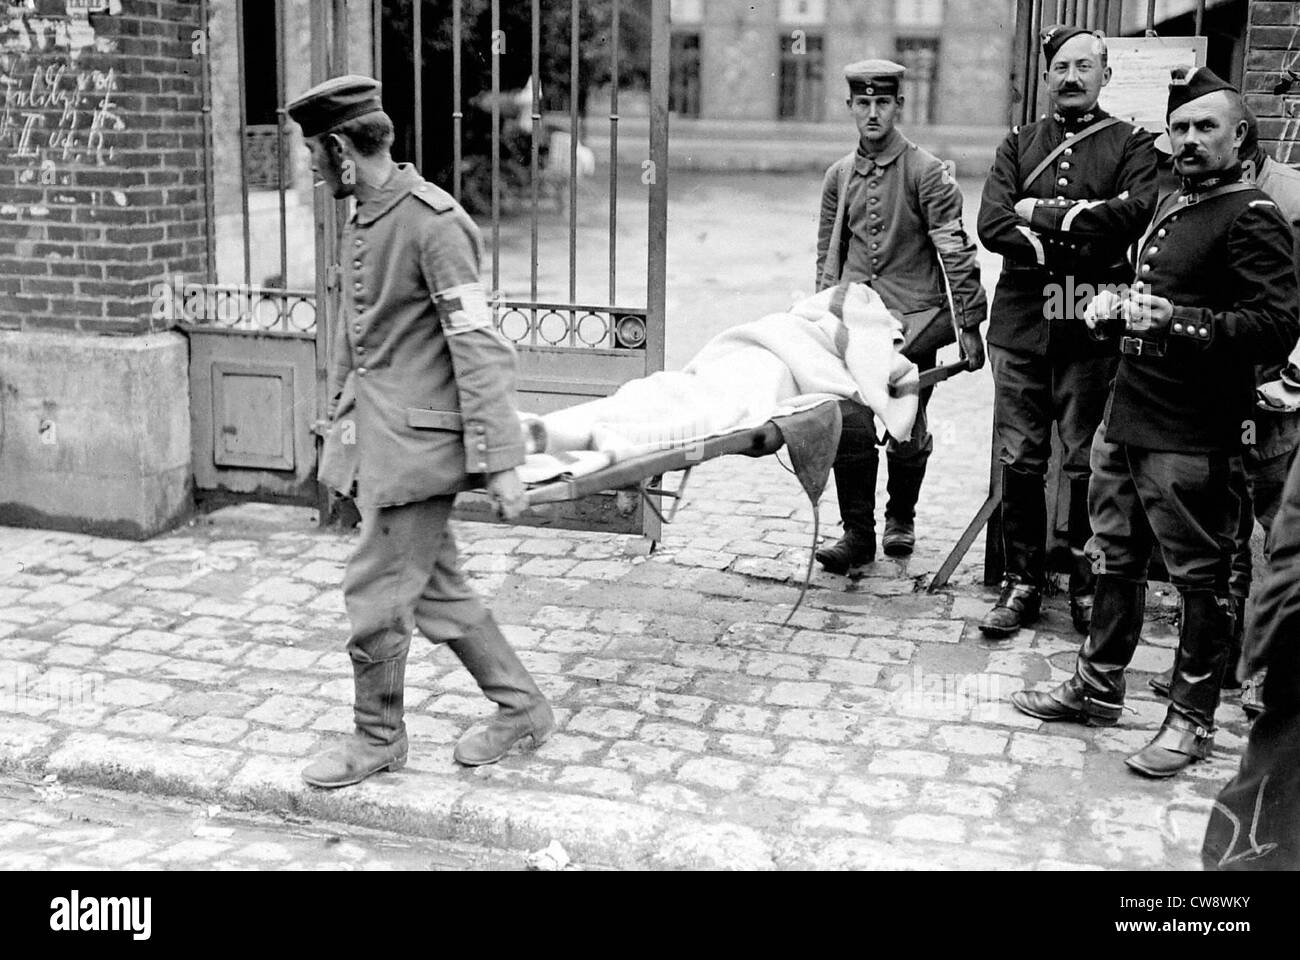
1122, 283, 1173, 334
486, 468, 527, 521
1083, 289, 1122, 330
1013, 198, 1036, 222
959, 328, 986, 371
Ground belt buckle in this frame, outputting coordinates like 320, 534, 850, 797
1120, 336, 1143, 356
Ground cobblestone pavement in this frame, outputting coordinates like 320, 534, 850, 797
0, 176, 1251, 870
0, 773, 528, 871
0, 377, 1251, 869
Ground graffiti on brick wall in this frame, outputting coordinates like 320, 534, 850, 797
1271, 22, 1300, 166
0, 4, 127, 216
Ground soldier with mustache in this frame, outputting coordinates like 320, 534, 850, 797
1011, 67, 1300, 778
977, 26, 1158, 639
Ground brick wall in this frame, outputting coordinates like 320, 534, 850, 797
0, 0, 206, 335
1245, 0, 1300, 164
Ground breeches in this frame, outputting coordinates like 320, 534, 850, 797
991, 345, 1116, 478
1086, 431, 1240, 592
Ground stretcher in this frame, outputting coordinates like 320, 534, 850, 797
522, 357, 972, 621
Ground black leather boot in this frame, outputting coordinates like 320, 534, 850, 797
1127, 590, 1231, 778
1067, 476, 1096, 635
448, 613, 554, 766
815, 528, 877, 574
1010, 575, 1145, 725
882, 457, 926, 557
979, 580, 1042, 638
818, 448, 879, 574
1152, 595, 1244, 697
303, 652, 408, 788
980, 467, 1046, 637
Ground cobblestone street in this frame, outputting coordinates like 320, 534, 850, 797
0, 363, 1253, 868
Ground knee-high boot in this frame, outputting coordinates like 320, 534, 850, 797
1127, 590, 1231, 778
1067, 476, 1096, 634
302, 652, 409, 788
448, 613, 555, 766
1010, 575, 1145, 725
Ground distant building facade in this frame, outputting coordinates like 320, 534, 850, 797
668, 0, 1015, 127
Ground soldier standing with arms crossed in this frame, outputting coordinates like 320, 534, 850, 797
286, 77, 554, 789
977, 27, 1157, 638
814, 59, 987, 573
1011, 67, 1300, 779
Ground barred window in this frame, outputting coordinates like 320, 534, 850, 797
779, 32, 825, 121
670, 32, 702, 117
896, 36, 940, 125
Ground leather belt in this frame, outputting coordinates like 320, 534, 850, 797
1119, 336, 1166, 357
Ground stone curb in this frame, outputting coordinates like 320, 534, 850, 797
1, 729, 1037, 870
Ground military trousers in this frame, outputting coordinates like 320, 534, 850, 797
1085, 430, 1240, 591
343, 495, 488, 666
1228, 445, 1299, 598
990, 346, 1117, 478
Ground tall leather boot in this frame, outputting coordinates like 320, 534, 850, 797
1127, 590, 1231, 778
1067, 476, 1096, 635
816, 448, 879, 574
1150, 595, 1244, 698
1011, 575, 1145, 725
980, 467, 1047, 637
302, 652, 409, 788
882, 456, 927, 558
448, 613, 555, 766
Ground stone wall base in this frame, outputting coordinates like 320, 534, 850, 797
0, 332, 192, 540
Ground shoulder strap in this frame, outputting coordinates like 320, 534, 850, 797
1135, 181, 1257, 256
1020, 116, 1124, 193
411, 181, 455, 213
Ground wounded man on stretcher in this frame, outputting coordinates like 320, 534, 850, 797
518, 282, 926, 487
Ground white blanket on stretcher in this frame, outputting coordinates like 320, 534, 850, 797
520, 284, 919, 484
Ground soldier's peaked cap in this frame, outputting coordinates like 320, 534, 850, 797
1040, 24, 1102, 66
287, 75, 384, 138
1166, 65, 1237, 118
844, 59, 905, 96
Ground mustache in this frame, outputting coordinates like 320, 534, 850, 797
1058, 84, 1086, 94
1178, 147, 1205, 160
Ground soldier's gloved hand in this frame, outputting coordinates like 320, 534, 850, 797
1013, 198, 1036, 222
486, 468, 527, 521
959, 328, 986, 372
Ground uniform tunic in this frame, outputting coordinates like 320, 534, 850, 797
978, 109, 1157, 357
817, 128, 986, 353
322, 162, 525, 509
1104, 174, 1299, 454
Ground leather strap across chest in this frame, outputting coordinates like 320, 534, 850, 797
1021, 116, 1123, 193
1135, 180, 1256, 257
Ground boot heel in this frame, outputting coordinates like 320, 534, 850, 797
385, 757, 407, 773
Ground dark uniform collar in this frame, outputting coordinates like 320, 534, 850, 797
854, 128, 909, 173
1180, 161, 1244, 197
353, 162, 424, 225
1049, 105, 1108, 129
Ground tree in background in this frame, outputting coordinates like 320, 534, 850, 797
380, 0, 650, 215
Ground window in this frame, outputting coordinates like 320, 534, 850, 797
670, 32, 702, 117
240, 0, 284, 189
779, 32, 825, 121
896, 37, 939, 125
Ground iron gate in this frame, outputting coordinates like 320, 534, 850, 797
189, 0, 669, 539
368, 0, 670, 537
